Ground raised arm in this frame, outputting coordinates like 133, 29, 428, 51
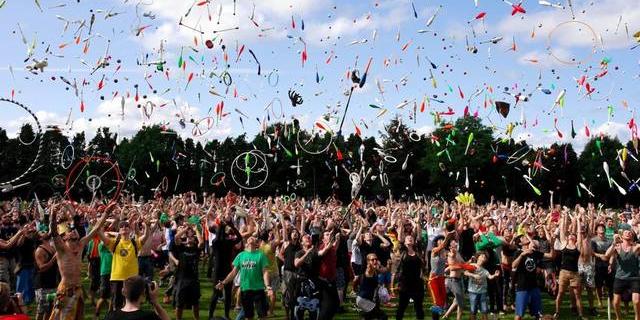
48, 204, 65, 251
81, 203, 112, 246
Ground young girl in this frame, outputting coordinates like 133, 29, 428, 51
464, 251, 500, 320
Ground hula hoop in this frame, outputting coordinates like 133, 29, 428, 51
65, 156, 122, 204
230, 150, 269, 189
0, 98, 44, 187
349, 172, 361, 185
268, 69, 279, 87
127, 168, 137, 180
18, 131, 38, 145
191, 116, 215, 137
160, 176, 169, 192
143, 101, 155, 119
384, 155, 398, 163
210, 172, 226, 186
296, 129, 334, 155
547, 20, 597, 65
233, 151, 267, 172
221, 71, 232, 86
86, 175, 102, 191
266, 98, 284, 119
60, 145, 75, 169
409, 132, 421, 141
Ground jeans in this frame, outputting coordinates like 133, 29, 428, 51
17, 267, 35, 304
515, 288, 542, 318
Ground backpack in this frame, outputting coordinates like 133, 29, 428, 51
111, 234, 138, 256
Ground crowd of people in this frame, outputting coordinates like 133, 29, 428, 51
0, 192, 639, 320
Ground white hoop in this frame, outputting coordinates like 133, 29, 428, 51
60, 145, 75, 169
86, 175, 102, 191
230, 150, 269, 189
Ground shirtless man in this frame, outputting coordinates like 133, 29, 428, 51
48, 202, 111, 320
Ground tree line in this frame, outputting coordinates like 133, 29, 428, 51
1, 116, 638, 207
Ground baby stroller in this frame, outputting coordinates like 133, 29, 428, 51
285, 274, 321, 320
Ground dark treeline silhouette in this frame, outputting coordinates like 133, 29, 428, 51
1, 116, 638, 207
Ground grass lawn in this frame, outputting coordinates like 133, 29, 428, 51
21, 262, 638, 319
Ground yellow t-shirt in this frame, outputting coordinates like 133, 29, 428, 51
108, 236, 142, 281
259, 243, 277, 274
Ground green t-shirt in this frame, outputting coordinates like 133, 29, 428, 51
232, 250, 269, 291
605, 227, 615, 241
98, 242, 113, 276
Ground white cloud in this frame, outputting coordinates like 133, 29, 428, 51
132, 0, 329, 50
497, 0, 640, 50
2, 94, 233, 143
514, 121, 632, 152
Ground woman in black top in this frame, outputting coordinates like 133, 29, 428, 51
395, 234, 425, 320
554, 212, 584, 319
357, 253, 388, 320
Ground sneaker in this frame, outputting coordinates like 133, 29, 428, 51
430, 305, 444, 315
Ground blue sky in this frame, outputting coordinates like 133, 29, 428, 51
0, 0, 638, 151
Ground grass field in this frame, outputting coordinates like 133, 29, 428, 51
21, 261, 640, 320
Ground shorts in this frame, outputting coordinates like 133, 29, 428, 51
469, 292, 488, 315
558, 270, 580, 289
351, 263, 363, 276
613, 278, 640, 294
445, 277, 465, 310
378, 271, 391, 286
110, 281, 124, 309
336, 267, 346, 289
282, 270, 296, 293
268, 272, 280, 293
515, 288, 542, 318
88, 258, 101, 292
241, 289, 268, 319
99, 274, 111, 299
595, 263, 614, 289
578, 263, 595, 289
50, 284, 84, 320
35, 288, 56, 315
175, 280, 201, 308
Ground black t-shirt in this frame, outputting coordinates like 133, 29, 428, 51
359, 242, 375, 262
295, 248, 321, 279
172, 244, 201, 281
283, 243, 301, 271
17, 237, 36, 269
514, 250, 544, 290
104, 309, 161, 320
372, 236, 391, 266
209, 223, 241, 279
397, 247, 423, 292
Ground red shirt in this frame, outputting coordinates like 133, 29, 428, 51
318, 243, 337, 281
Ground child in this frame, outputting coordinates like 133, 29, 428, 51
464, 251, 500, 320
